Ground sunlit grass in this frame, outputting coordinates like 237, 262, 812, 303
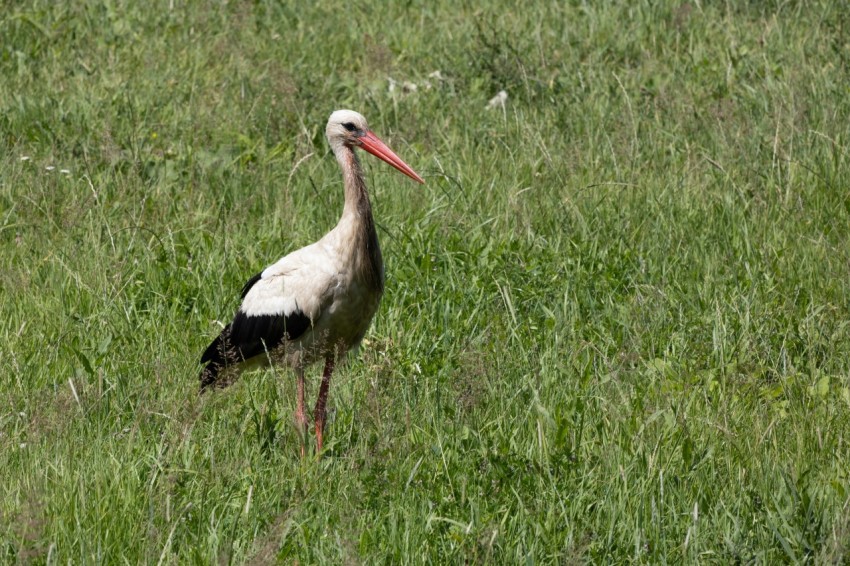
2, 0, 849, 562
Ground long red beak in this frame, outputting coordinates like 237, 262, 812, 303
358, 131, 425, 184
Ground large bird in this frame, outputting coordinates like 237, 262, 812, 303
199, 109, 424, 456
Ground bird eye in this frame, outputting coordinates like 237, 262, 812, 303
342, 122, 357, 132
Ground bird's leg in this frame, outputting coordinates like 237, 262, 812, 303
295, 365, 307, 458
314, 357, 335, 454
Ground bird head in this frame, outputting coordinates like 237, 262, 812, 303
326, 109, 424, 184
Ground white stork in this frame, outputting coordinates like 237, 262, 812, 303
199, 109, 424, 456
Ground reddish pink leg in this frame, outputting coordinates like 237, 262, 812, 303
295, 366, 307, 458
314, 357, 335, 454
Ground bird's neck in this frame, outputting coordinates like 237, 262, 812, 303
333, 146, 384, 291
337, 147, 371, 218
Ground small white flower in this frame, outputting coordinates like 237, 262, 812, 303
45, 165, 55, 171
487, 90, 508, 110
60, 169, 71, 175
388, 77, 420, 95
20, 156, 30, 162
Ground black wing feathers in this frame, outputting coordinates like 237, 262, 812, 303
199, 271, 314, 390
199, 308, 311, 390
228, 310, 311, 361
199, 325, 237, 389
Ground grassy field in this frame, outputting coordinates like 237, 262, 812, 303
2, 0, 850, 562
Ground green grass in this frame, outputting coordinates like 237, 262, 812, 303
2, 0, 850, 562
